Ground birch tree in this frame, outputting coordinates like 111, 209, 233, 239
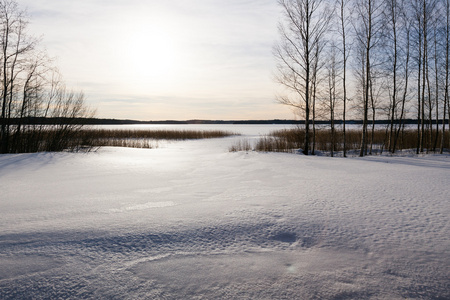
353, 0, 383, 157
441, 0, 450, 153
338, 0, 351, 157
274, 0, 331, 155
326, 42, 338, 157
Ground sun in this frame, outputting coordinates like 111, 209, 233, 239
113, 18, 181, 92
127, 27, 177, 80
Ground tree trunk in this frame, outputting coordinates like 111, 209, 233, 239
442, 0, 450, 154
340, 0, 348, 157
393, 21, 410, 153
359, 0, 373, 157
388, 0, 398, 153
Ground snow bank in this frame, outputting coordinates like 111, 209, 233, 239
0, 132, 449, 299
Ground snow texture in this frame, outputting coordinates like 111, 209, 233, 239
0, 125, 449, 299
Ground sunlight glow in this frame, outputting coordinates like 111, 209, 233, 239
113, 17, 182, 92
22, 0, 287, 120
127, 28, 177, 79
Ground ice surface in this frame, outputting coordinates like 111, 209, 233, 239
0, 126, 449, 299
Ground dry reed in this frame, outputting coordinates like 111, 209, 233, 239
81, 129, 236, 149
230, 127, 450, 156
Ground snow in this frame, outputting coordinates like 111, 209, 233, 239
0, 125, 449, 299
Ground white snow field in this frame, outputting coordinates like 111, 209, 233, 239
0, 125, 449, 299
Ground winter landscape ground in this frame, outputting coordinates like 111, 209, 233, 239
0, 125, 449, 299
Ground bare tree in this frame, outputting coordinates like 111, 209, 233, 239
326, 42, 339, 157
0, 0, 36, 153
432, 19, 440, 151
368, 73, 383, 154
274, 0, 331, 155
392, 8, 412, 153
410, 0, 424, 154
412, 0, 439, 153
11, 52, 49, 151
442, 0, 450, 153
337, 0, 351, 157
353, 0, 384, 157
0, 0, 94, 153
381, 0, 413, 153
311, 43, 320, 155
385, 0, 401, 152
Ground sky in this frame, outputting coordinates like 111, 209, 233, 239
19, 0, 292, 121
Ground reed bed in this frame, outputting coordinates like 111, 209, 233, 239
228, 139, 252, 152
82, 129, 235, 140
230, 128, 450, 155
81, 129, 236, 149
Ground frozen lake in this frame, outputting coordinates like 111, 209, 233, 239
90, 122, 423, 136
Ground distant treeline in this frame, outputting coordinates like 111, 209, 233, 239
1, 117, 430, 126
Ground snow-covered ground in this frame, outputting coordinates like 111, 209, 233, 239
0, 126, 449, 299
